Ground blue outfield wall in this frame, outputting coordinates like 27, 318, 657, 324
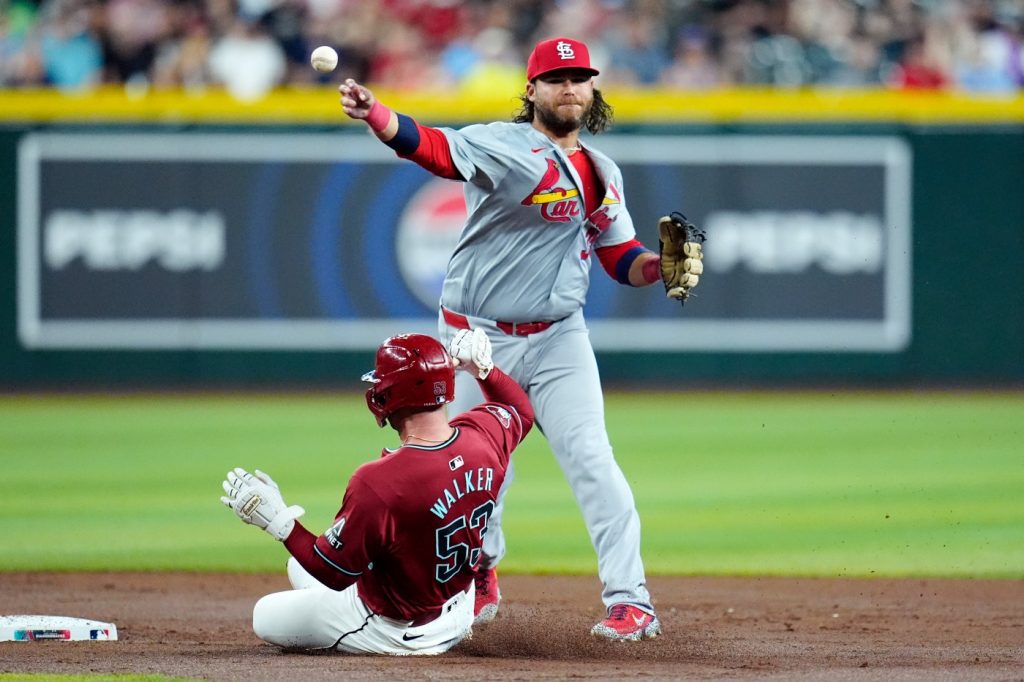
1, 121, 1022, 389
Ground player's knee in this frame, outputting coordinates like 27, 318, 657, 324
252, 593, 298, 647
555, 425, 613, 468
251, 595, 275, 642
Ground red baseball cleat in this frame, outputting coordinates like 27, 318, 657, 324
472, 566, 500, 625
591, 603, 661, 641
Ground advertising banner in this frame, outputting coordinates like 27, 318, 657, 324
18, 133, 911, 351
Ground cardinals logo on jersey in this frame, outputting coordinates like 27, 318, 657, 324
580, 183, 623, 259
521, 159, 581, 223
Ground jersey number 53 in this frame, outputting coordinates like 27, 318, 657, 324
434, 501, 494, 583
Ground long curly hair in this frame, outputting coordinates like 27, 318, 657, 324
512, 88, 614, 135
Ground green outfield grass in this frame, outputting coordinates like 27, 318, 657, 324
0, 391, 1021, 578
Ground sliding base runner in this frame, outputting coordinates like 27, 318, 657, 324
0, 615, 118, 641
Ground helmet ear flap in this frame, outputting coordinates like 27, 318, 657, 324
365, 385, 389, 428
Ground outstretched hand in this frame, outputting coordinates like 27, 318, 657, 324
339, 78, 375, 119
220, 467, 305, 541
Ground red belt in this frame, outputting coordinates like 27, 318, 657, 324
442, 307, 556, 337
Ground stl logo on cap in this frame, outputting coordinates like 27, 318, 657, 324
527, 36, 600, 81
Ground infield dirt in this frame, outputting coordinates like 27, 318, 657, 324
1, 572, 1021, 681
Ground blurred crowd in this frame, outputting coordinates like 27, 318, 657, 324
2, 0, 1022, 100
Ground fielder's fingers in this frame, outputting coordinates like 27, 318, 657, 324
342, 78, 361, 93
340, 80, 368, 103
683, 242, 702, 258
684, 259, 704, 275
680, 273, 699, 288
666, 286, 685, 299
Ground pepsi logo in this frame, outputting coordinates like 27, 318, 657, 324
395, 179, 467, 309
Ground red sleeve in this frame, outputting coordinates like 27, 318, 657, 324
596, 238, 653, 284
596, 239, 641, 278
478, 367, 534, 437
399, 122, 462, 180
283, 474, 387, 591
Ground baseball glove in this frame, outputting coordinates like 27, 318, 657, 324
658, 212, 706, 306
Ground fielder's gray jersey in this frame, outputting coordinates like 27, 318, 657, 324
440, 122, 635, 322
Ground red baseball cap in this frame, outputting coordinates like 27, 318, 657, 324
526, 37, 600, 81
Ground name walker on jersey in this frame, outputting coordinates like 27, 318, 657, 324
429, 466, 495, 519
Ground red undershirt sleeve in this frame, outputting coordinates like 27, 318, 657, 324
596, 239, 654, 285
399, 121, 462, 180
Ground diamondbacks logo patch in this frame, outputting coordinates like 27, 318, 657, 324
486, 405, 513, 429
325, 517, 346, 550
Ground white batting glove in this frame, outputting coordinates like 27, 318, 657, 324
448, 327, 493, 380
220, 467, 305, 541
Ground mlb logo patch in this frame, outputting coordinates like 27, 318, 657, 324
449, 456, 464, 471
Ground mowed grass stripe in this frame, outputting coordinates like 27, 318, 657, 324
1, 391, 1021, 577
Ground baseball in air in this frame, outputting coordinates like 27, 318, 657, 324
310, 46, 338, 73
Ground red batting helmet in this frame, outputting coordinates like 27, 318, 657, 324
362, 333, 455, 428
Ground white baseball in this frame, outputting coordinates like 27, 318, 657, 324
310, 46, 338, 73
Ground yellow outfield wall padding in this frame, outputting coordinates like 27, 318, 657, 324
1, 86, 1023, 125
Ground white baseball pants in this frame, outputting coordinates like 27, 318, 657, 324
251, 558, 474, 655
439, 308, 653, 613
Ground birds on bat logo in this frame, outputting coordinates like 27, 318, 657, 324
520, 159, 580, 223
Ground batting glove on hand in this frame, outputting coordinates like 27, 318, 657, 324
448, 327, 494, 380
220, 467, 305, 541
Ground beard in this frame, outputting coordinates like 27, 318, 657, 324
533, 98, 592, 137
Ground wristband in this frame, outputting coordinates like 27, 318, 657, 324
365, 100, 392, 132
266, 505, 305, 542
641, 256, 661, 285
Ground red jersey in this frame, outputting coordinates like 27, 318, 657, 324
284, 368, 533, 623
